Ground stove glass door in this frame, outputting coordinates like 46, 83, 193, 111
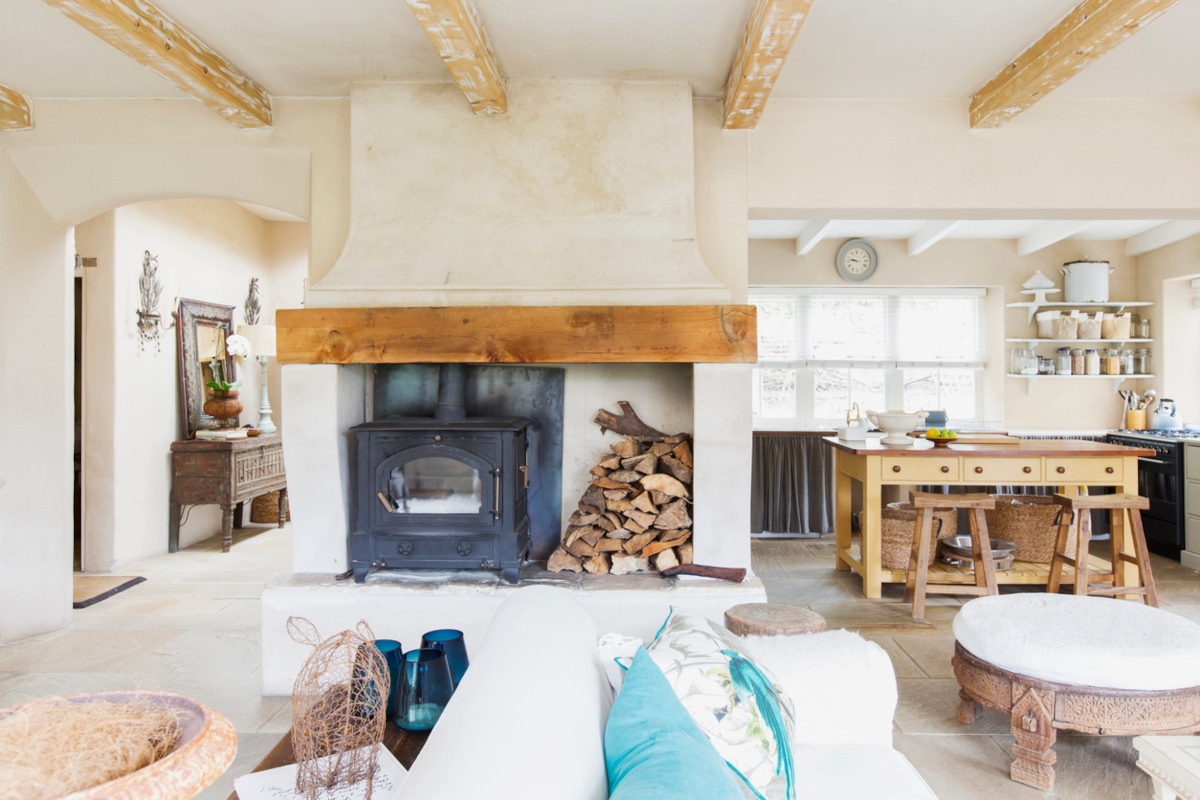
388, 457, 483, 515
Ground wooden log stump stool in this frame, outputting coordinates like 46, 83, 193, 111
725, 603, 827, 637
953, 593, 1200, 792
904, 491, 999, 619
1047, 492, 1158, 606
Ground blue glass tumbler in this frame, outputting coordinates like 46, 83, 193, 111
420, 629, 469, 688
395, 649, 454, 731
374, 639, 404, 720
352, 641, 391, 720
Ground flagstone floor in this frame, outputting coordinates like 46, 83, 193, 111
3, 527, 1198, 799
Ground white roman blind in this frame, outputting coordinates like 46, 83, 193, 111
750, 288, 987, 368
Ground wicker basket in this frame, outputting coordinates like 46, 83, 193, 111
251, 491, 290, 524
984, 495, 1075, 564
860, 503, 957, 570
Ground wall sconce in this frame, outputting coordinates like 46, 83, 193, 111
136, 250, 176, 351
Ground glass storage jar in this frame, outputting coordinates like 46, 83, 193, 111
1070, 348, 1085, 375
1134, 348, 1151, 375
1120, 349, 1134, 375
1134, 316, 1151, 339
1039, 357, 1056, 375
1056, 347, 1072, 375
1103, 348, 1121, 375
1085, 349, 1100, 375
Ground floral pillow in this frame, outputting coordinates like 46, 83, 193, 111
647, 610, 796, 800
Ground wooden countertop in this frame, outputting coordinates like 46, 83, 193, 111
822, 437, 1154, 458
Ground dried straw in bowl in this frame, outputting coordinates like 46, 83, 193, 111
0, 695, 181, 800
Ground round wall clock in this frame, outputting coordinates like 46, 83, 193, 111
836, 239, 880, 283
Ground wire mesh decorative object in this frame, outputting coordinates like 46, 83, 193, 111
288, 617, 389, 800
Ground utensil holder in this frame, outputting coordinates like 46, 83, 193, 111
1125, 409, 1147, 430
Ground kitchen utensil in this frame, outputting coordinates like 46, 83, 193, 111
866, 410, 928, 446
939, 536, 1018, 570
1153, 399, 1183, 431
1125, 409, 1147, 430
1060, 258, 1114, 302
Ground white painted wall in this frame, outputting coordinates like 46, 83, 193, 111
1136, 235, 1200, 417
750, 236, 1140, 431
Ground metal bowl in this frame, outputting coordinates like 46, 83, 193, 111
940, 536, 1018, 561
940, 554, 1016, 570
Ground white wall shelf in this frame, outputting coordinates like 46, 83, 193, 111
1005, 300, 1154, 325
1006, 373, 1154, 396
1005, 338, 1154, 348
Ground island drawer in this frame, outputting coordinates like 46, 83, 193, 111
963, 457, 1041, 483
882, 457, 959, 482
1045, 458, 1123, 483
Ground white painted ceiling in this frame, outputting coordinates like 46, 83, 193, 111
1, 0, 1198, 99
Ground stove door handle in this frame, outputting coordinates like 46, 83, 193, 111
492, 468, 502, 520
1139, 457, 1170, 466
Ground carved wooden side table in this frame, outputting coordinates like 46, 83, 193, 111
170, 434, 287, 553
954, 642, 1200, 792
1133, 735, 1200, 800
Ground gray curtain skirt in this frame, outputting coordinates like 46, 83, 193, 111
751, 433, 835, 535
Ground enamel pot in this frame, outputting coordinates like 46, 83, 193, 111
1060, 258, 1113, 303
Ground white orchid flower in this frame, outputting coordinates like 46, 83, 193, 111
225, 334, 253, 359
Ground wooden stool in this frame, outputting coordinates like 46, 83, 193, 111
1046, 493, 1158, 607
724, 603, 827, 636
904, 492, 998, 619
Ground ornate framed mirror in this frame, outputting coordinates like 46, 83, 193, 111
176, 298, 238, 437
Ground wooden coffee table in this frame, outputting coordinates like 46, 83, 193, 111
1133, 735, 1200, 800
227, 725, 428, 800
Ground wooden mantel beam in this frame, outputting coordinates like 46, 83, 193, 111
405, 0, 506, 115
722, 0, 815, 130
276, 306, 757, 365
0, 84, 32, 131
970, 0, 1182, 129
40, 0, 272, 129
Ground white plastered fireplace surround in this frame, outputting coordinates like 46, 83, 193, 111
262, 81, 763, 695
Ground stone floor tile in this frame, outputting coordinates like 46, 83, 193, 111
194, 584, 271, 600
219, 599, 262, 615
750, 557, 786, 579
165, 673, 289, 733
119, 630, 262, 675
893, 732, 1046, 800
807, 603, 942, 636
0, 672, 167, 707
859, 635, 928, 679
990, 734, 1151, 800
131, 613, 263, 632
894, 678, 1011, 735
894, 634, 958, 678
118, 581, 209, 600
0, 629, 178, 673
0, 671, 34, 697
760, 577, 860, 604
102, 597, 237, 616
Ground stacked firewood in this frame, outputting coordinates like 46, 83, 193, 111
548, 402, 694, 576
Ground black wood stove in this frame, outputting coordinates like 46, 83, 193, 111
351, 365, 531, 583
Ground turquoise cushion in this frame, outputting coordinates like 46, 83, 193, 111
604, 647, 744, 800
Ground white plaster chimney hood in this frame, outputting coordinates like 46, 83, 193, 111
308, 81, 731, 308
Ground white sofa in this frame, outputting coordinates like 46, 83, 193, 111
396, 586, 938, 800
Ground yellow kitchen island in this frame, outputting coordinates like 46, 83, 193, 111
823, 437, 1154, 598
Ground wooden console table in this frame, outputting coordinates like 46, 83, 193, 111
823, 438, 1152, 598
170, 434, 288, 553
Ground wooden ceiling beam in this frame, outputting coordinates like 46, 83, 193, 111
1125, 220, 1200, 256
908, 221, 961, 256
405, 0, 506, 115
970, 0, 1183, 129
40, 0, 272, 129
0, 84, 32, 131
794, 219, 834, 256
1016, 221, 1092, 256
722, 0, 815, 130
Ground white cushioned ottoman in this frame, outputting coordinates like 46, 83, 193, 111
953, 593, 1200, 691
951, 593, 1200, 792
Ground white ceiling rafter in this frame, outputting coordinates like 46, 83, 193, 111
1125, 220, 1200, 256
1015, 220, 1093, 256
794, 219, 834, 256
907, 220, 961, 256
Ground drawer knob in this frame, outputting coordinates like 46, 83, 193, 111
1023, 466, 1032, 474
1106, 467, 1114, 474
974, 466, 983, 474
457, 541, 473, 556
435, 435, 442, 442
893, 465, 901, 473
1057, 466, 1066, 474
398, 541, 413, 556
941, 466, 949, 473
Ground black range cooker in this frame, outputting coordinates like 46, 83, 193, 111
1106, 430, 1200, 560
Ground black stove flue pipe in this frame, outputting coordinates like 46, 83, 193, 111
434, 363, 467, 420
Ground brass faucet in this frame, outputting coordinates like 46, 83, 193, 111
847, 402, 862, 426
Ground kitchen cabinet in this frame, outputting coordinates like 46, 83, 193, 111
1184, 444, 1200, 564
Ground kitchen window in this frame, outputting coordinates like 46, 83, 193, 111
751, 288, 986, 428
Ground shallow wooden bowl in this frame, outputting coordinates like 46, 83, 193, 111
925, 435, 956, 448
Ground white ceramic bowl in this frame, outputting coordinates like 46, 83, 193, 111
867, 410, 929, 446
